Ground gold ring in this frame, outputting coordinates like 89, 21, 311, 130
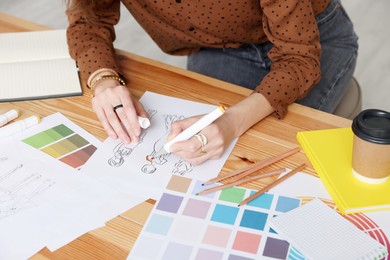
194, 133, 208, 147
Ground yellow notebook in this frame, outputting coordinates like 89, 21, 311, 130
297, 127, 390, 214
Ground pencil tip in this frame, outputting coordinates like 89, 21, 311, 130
237, 204, 241, 207
195, 193, 199, 196
201, 183, 204, 186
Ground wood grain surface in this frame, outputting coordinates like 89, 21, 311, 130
0, 13, 352, 260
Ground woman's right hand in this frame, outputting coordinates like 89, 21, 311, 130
91, 79, 148, 144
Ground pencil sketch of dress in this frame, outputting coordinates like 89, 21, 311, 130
172, 159, 193, 175
0, 164, 55, 219
141, 114, 184, 174
107, 109, 157, 167
108, 132, 147, 167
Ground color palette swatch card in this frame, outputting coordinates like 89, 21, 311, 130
128, 174, 310, 260
19, 112, 100, 170
268, 198, 389, 260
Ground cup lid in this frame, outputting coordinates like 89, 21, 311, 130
352, 109, 390, 144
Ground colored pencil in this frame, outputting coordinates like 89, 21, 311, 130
238, 163, 306, 207
196, 168, 286, 196
202, 147, 300, 186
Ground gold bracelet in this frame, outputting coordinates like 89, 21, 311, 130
87, 68, 119, 87
90, 75, 126, 97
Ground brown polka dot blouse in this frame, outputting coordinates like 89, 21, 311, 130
66, 0, 331, 118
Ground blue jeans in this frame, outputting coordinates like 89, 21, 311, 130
187, 0, 359, 113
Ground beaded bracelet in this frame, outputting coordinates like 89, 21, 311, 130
90, 75, 126, 97
87, 68, 119, 87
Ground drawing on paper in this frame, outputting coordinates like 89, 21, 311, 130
142, 114, 185, 174
108, 132, 147, 167
105, 109, 195, 176
107, 109, 157, 167
172, 159, 193, 175
0, 159, 56, 219
0, 163, 23, 182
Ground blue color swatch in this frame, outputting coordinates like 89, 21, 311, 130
240, 209, 268, 231
211, 204, 239, 225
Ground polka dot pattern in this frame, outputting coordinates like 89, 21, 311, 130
67, 0, 331, 118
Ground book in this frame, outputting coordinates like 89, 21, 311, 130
296, 127, 390, 214
268, 198, 388, 260
0, 30, 82, 102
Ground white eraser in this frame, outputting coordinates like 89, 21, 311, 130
138, 116, 150, 129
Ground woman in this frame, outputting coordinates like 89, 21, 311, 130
66, 0, 358, 165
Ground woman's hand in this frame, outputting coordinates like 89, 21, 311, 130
168, 92, 275, 165
168, 113, 236, 165
92, 79, 148, 143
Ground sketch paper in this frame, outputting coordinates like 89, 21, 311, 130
81, 91, 237, 199
0, 140, 101, 259
44, 188, 145, 251
0, 113, 146, 259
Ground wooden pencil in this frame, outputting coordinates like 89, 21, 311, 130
238, 163, 306, 207
196, 168, 286, 196
202, 147, 300, 186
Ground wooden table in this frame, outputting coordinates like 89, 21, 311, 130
0, 13, 352, 260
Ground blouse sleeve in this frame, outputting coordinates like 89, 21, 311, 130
257, 0, 322, 118
66, 0, 121, 83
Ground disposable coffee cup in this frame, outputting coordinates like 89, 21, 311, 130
351, 109, 390, 184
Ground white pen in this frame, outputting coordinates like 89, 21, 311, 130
0, 115, 40, 140
153, 105, 226, 158
0, 109, 20, 127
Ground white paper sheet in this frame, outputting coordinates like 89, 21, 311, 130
0, 140, 102, 259
0, 113, 146, 259
81, 92, 237, 199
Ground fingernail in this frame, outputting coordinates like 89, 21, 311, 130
123, 137, 130, 144
134, 128, 141, 137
